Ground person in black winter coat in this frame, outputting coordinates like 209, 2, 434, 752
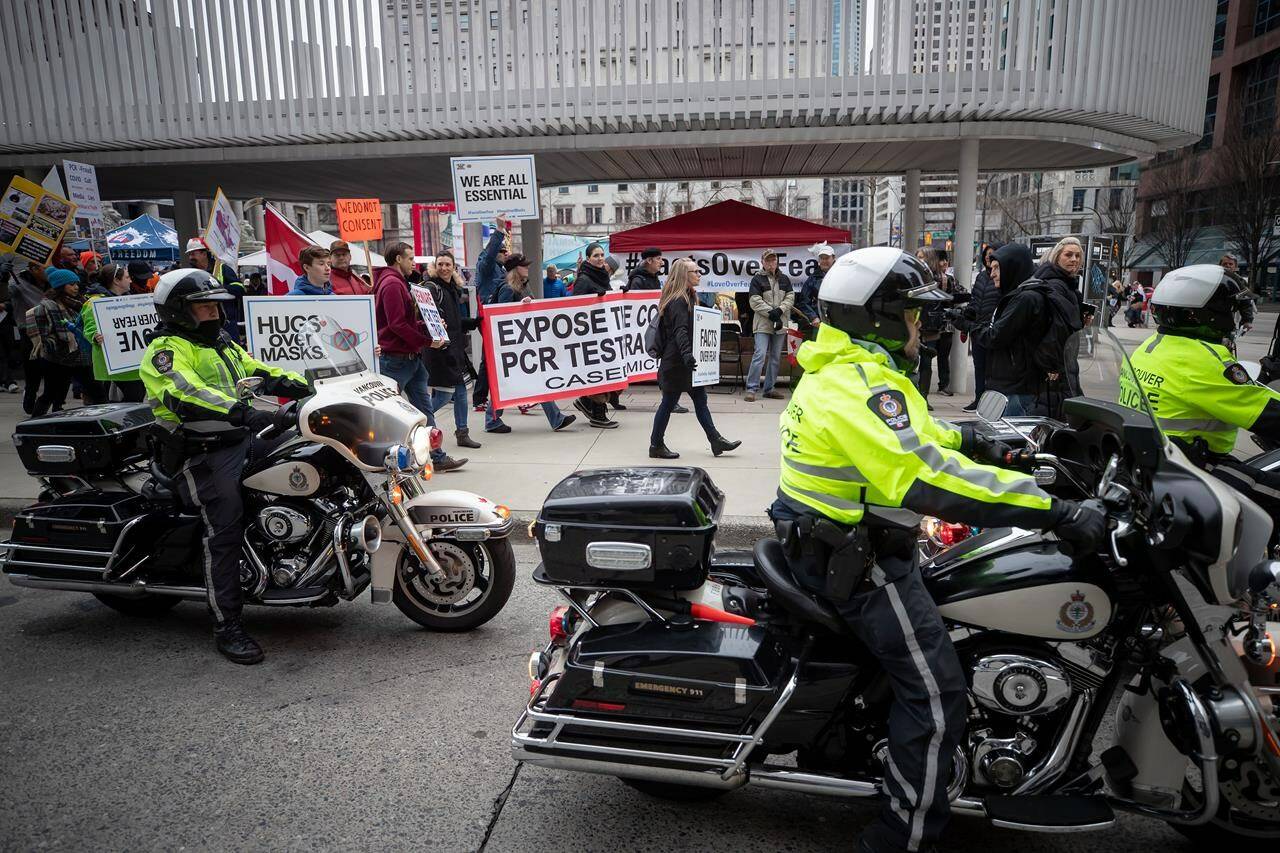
625, 247, 663, 291
648, 259, 741, 459
957, 239, 1084, 417
425, 251, 482, 450
963, 243, 1002, 411
571, 243, 622, 426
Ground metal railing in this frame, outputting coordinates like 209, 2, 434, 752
0, 0, 1210, 153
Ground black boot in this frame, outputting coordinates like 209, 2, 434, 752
215, 619, 264, 665
649, 444, 680, 459
710, 435, 741, 457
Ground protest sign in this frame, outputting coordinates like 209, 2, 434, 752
0, 175, 77, 266
450, 155, 538, 222
481, 292, 658, 408
243, 295, 377, 375
202, 188, 241, 264
410, 285, 450, 344
692, 306, 721, 387
335, 198, 384, 242
91, 294, 158, 374
620, 244, 852, 292
63, 160, 110, 260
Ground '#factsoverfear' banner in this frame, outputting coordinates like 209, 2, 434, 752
481, 292, 659, 409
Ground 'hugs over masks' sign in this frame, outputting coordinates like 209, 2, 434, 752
480, 292, 659, 408
243, 295, 377, 375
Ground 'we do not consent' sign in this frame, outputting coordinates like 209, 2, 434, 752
480, 292, 659, 409
450, 155, 539, 222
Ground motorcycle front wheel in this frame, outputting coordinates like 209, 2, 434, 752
1170, 767, 1280, 842
393, 537, 516, 632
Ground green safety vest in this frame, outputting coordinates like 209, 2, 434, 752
140, 331, 302, 433
1125, 332, 1280, 455
778, 324, 1054, 528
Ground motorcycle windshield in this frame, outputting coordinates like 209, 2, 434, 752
297, 315, 369, 381
1074, 326, 1162, 440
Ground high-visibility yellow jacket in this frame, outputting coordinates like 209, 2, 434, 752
778, 324, 1059, 529
1126, 332, 1280, 455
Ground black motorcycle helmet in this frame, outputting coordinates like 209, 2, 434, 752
818, 247, 951, 362
1150, 264, 1250, 342
152, 268, 234, 331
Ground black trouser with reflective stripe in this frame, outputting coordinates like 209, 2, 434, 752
174, 434, 283, 627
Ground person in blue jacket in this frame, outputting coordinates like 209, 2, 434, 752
471, 221, 510, 409
287, 246, 333, 295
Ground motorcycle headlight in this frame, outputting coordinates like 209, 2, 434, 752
407, 425, 432, 468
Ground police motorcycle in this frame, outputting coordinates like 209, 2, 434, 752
1, 317, 516, 631
513, 330, 1280, 843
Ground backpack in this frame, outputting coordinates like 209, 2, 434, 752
644, 313, 664, 359
1024, 281, 1076, 375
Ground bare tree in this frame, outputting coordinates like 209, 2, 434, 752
621, 183, 676, 225
1090, 180, 1138, 276
1212, 124, 1280, 293
980, 173, 1051, 238
1144, 154, 1204, 270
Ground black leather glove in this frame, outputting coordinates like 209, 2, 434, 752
1052, 499, 1108, 556
768, 307, 783, 323
962, 305, 977, 322
683, 355, 698, 371
232, 402, 274, 432
958, 425, 1011, 466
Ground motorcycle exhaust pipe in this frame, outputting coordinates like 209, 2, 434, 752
6, 574, 206, 600
349, 515, 383, 554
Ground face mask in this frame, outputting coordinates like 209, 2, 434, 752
196, 319, 223, 341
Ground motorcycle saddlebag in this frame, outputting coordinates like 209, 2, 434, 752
13, 403, 154, 476
533, 467, 724, 591
5, 491, 150, 576
547, 620, 784, 737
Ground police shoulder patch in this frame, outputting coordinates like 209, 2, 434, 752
867, 389, 912, 431
1224, 362, 1251, 385
152, 349, 174, 373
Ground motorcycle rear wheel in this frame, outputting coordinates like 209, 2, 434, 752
93, 593, 182, 617
393, 537, 515, 632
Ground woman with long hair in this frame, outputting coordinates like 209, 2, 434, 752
648, 258, 740, 459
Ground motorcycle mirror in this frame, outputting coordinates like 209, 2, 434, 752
1248, 560, 1280, 596
236, 376, 265, 399
976, 391, 1008, 424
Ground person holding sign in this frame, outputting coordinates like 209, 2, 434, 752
288, 246, 333, 295
81, 263, 146, 402
484, 254, 577, 435
30, 269, 100, 415
424, 251, 482, 450
570, 243, 621, 429
648, 259, 741, 460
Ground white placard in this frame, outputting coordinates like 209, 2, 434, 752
63, 160, 109, 261
91, 294, 158, 374
480, 292, 658, 408
410, 285, 450, 344
450, 155, 539, 222
620, 244, 852, 292
692, 306, 721, 387
202, 187, 242, 264
243, 295, 377, 375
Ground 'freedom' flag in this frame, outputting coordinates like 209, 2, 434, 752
264, 204, 311, 295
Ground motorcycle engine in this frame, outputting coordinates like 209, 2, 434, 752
258, 506, 312, 543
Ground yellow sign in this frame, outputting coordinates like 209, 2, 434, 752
0, 176, 77, 266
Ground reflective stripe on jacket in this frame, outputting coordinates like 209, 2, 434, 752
1126, 332, 1280, 455
779, 323, 1056, 528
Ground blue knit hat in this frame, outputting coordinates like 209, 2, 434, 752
47, 268, 80, 290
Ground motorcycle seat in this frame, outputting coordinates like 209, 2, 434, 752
142, 461, 177, 502
752, 538, 851, 637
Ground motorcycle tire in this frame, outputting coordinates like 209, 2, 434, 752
620, 778, 729, 802
93, 593, 182, 617
1169, 775, 1280, 842
393, 537, 516, 632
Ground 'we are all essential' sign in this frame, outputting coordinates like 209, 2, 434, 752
450, 155, 538, 222
480, 292, 659, 408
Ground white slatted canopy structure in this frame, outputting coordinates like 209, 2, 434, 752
0, 0, 1210, 202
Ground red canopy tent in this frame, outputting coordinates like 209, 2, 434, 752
610, 199, 849, 252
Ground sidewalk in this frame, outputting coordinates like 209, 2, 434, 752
0, 382, 976, 536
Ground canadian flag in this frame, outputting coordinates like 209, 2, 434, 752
264, 204, 312, 295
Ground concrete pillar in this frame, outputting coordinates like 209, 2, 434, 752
949, 138, 980, 397
172, 191, 200, 256
21, 167, 45, 183
903, 169, 922, 251
142, 202, 161, 218
462, 222, 484, 269
521, 216, 543, 298
249, 203, 265, 242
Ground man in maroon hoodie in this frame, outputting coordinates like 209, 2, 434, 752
329, 240, 371, 295
373, 242, 466, 471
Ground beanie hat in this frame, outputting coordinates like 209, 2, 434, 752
79, 251, 99, 268
503, 253, 529, 271
127, 260, 154, 280
47, 268, 80, 289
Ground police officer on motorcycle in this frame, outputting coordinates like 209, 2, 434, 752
769, 247, 1107, 853
141, 269, 311, 664
1126, 263, 1280, 514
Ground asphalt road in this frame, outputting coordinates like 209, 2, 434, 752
2, 540, 1194, 853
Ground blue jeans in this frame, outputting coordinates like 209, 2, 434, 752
486, 398, 566, 430
380, 353, 446, 463
1002, 393, 1037, 417
748, 332, 786, 393
430, 383, 470, 431
650, 387, 718, 446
